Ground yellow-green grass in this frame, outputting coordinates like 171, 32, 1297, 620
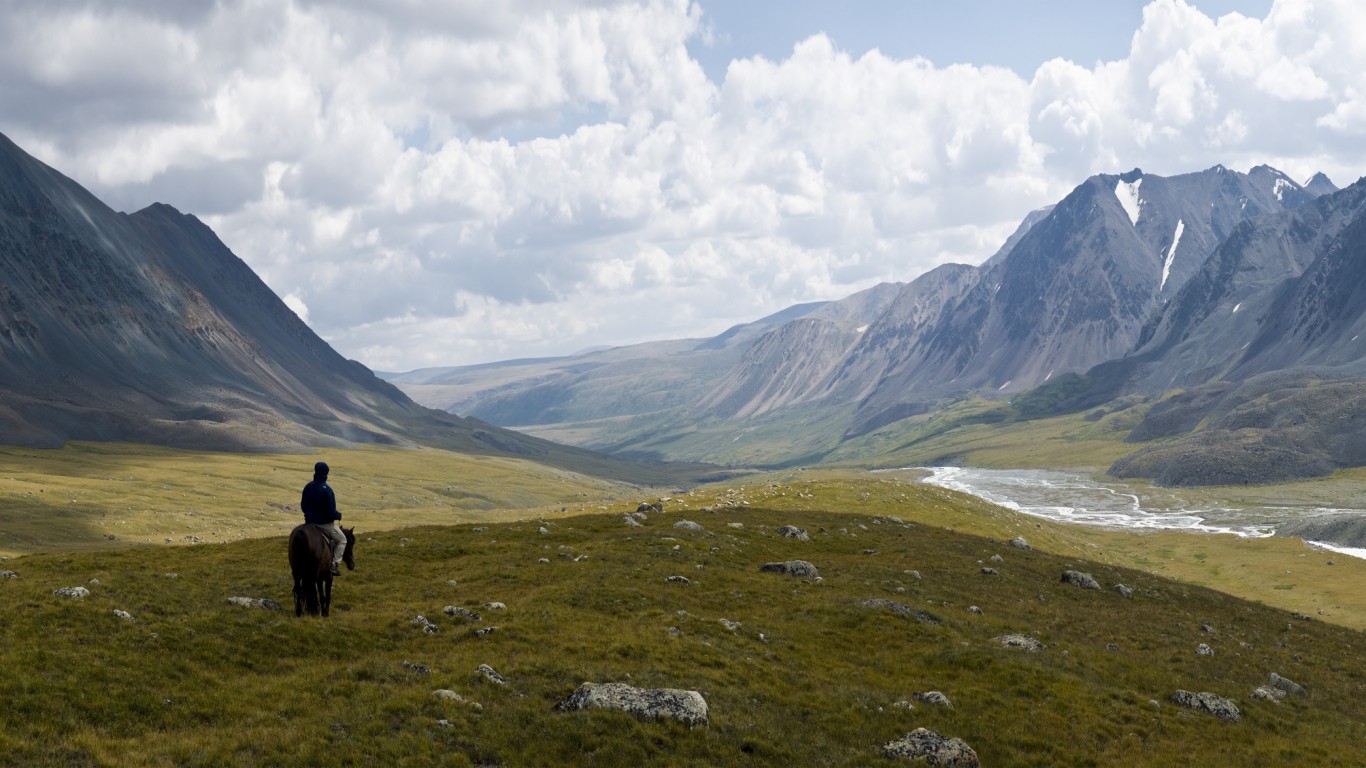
0, 443, 639, 556
2, 489, 1365, 766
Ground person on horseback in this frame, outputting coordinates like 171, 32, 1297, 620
300, 461, 347, 576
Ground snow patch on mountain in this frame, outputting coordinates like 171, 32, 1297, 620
1160, 219, 1185, 290
1115, 178, 1143, 225
1273, 177, 1293, 201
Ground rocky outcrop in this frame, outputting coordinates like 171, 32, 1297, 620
555, 682, 709, 727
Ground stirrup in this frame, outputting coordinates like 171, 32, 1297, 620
330, 563, 341, 576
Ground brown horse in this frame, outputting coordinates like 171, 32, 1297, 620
288, 524, 355, 617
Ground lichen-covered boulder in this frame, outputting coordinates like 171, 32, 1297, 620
555, 682, 708, 727
994, 634, 1045, 652
1171, 690, 1241, 722
1061, 570, 1100, 589
53, 586, 90, 599
776, 525, 809, 541
882, 728, 979, 766
759, 560, 820, 579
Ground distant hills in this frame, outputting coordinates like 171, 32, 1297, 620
391, 162, 1366, 485
0, 133, 714, 485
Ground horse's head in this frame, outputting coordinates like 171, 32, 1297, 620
342, 526, 356, 571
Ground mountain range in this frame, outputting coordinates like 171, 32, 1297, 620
389, 162, 1366, 485
0, 133, 713, 485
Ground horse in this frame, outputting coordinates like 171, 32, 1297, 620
288, 524, 355, 617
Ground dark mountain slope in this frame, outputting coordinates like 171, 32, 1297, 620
0, 132, 718, 484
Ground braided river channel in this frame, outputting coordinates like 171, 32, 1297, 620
915, 466, 1366, 561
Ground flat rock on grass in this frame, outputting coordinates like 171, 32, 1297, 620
776, 525, 809, 541
994, 634, 1045, 652
857, 598, 940, 625
555, 682, 708, 727
883, 728, 979, 766
759, 560, 820, 579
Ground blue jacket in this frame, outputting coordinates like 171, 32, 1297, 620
301, 479, 341, 525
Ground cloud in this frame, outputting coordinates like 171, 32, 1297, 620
2, 0, 1365, 371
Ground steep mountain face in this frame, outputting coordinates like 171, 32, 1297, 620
0, 132, 690, 480
825, 165, 1323, 435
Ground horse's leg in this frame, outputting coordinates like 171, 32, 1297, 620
293, 576, 304, 617
321, 574, 332, 617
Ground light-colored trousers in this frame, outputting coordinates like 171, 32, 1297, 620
323, 522, 346, 566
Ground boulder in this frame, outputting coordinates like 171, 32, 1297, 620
994, 634, 1045, 652
1251, 685, 1285, 702
112, 609, 135, 622
776, 525, 809, 541
759, 560, 820, 579
882, 728, 979, 766
1008, 537, 1031, 550
555, 682, 708, 727
475, 664, 507, 685
1171, 690, 1241, 722
1270, 672, 1306, 697
0, 570, 16, 579
53, 586, 90, 599
1061, 570, 1100, 589
1196, 643, 1214, 656
443, 606, 482, 622
623, 515, 644, 527
912, 691, 953, 708
673, 520, 706, 533
1114, 584, 1134, 599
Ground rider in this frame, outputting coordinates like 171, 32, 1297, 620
300, 461, 347, 576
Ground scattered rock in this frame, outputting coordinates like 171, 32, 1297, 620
112, 609, 134, 622
857, 599, 941, 625
443, 606, 482, 622
912, 691, 953, 708
666, 575, 691, 585
726, 522, 744, 529
1270, 672, 1306, 697
989, 554, 1004, 563
882, 728, 979, 766
1060, 570, 1100, 589
623, 516, 644, 527
433, 689, 463, 701
776, 525, 809, 541
227, 596, 282, 610
1196, 643, 1214, 656
1106, 643, 1119, 651
637, 502, 664, 514
555, 682, 709, 727
537, 526, 551, 535
402, 661, 432, 676
53, 586, 90, 599
1008, 537, 1031, 550
980, 567, 998, 575
994, 634, 1045, 652
673, 520, 705, 533
760, 560, 820, 579
1114, 584, 1134, 599
473, 627, 497, 637
410, 615, 432, 627
423, 624, 440, 634
483, 602, 507, 611
719, 618, 741, 631
1171, 690, 1241, 722
967, 605, 983, 615
0, 570, 16, 579
1251, 685, 1285, 702
891, 700, 914, 710
475, 664, 507, 685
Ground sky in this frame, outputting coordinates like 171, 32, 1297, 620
4, 0, 1363, 372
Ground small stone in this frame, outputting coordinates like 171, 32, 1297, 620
483, 602, 506, 610
720, 618, 741, 631
776, 525, 809, 541
666, 575, 691, 584
538, 526, 550, 535
1114, 584, 1134, 599
980, 567, 998, 575
1251, 685, 1285, 702
443, 606, 482, 621
1270, 672, 1306, 697
473, 626, 497, 637
968, 605, 983, 615
673, 520, 705, 532
402, 661, 432, 675
0, 570, 16, 579
623, 516, 644, 527
1196, 643, 1214, 656
433, 689, 463, 701
423, 624, 440, 634
53, 586, 90, 599
912, 691, 953, 707
989, 554, 1004, 563
113, 609, 135, 622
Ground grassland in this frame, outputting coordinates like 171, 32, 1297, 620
2, 446, 1366, 765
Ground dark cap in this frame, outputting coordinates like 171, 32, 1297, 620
314, 461, 330, 476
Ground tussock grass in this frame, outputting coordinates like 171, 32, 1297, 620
2, 478, 1365, 765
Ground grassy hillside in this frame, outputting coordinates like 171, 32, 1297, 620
2, 471, 1365, 765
